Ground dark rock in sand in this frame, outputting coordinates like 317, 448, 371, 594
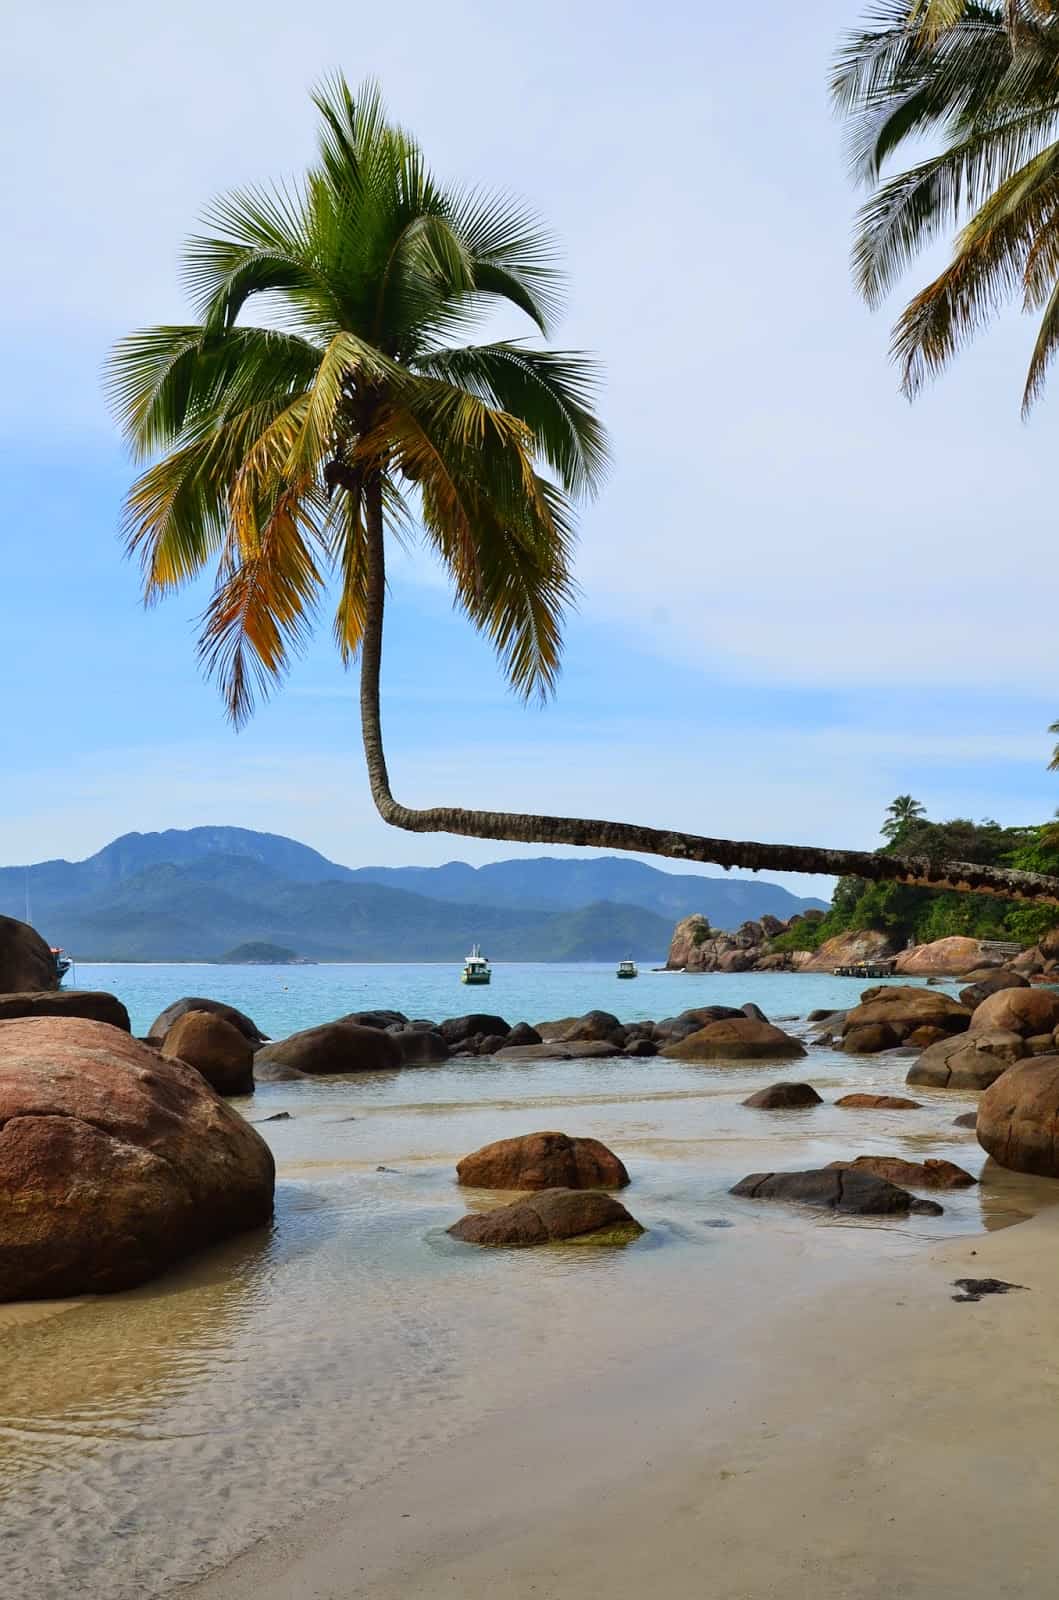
0, 915, 60, 994
730, 1167, 944, 1216
161, 1009, 255, 1095
255, 1021, 402, 1076
742, 1082, 822, 1109
0, 1017, 274, 1301
439, 1013, 511, 1047
952, 1277, 1026, 1302
835, 1093, 922, 1110
829, 1155, 975, 1190
456, 1130, 630, 1190
448, 1188, 644, 1247
147, 997, 267, 1047
0, 990, 130, 1031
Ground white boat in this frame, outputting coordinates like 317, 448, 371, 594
461, 944, 492, 985
616, 958, 638, 979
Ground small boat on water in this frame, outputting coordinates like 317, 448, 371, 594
461, 944, 492, 985
616, 958, 638, 979
51, 947, 72, 985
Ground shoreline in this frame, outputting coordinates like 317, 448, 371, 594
185, 1205, 1059, 1600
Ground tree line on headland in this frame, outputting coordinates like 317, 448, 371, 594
107, 8, 1059, 904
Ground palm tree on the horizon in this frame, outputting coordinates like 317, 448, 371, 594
881, 795, 928, 842
107, 75, 1059, 908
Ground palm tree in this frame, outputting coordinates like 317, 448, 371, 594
881, 795, 928, 841
107, 75, 1059, 908
834, 1, 1059, 412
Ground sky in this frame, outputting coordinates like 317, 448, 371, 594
3, 0, 1058, 897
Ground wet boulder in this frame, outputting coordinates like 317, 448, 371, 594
906, 1030, 1026, 1090
504, 1021, 543, 1048
742, 1082, 822, 1109
555, 1010, 625, 1044
160, 1009, 254, 1095
0, 1017, 274, 1301
0, 991, 130, 1030
495, 1040, 619, 1062
448, 1188, 644, 1247
389, 1028, 448, 1066
841, 986, 971, 1043
834, 1093, 922, 1110
147, 997, 267, 1047
740, 1002, 770, 1024
342, 1009, 409, 1031
978, 1056, 1059, 1177
841, 1021, 900, 1055
662, 1018, 805, 1061
828, 1155, 975, 1190
457, 1130, 630, 1190
969, 987, 1059, 1039
438, 1013, 511, 1047
254, 1020, 401, 1075
730, 1167, 942, 1216
0, 915, 60, 994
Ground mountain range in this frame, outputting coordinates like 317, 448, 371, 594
0, 827, 828, 963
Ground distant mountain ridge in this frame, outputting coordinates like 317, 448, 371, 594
0, 827, 827, 963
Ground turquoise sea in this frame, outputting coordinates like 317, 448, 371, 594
5, 963, 1055, 1600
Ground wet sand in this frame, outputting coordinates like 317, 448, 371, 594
189, 1206, 1059, 1600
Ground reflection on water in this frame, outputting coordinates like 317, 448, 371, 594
3, 1032, 1058, 1598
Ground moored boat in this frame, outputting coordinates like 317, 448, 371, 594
616, 958, 638, 979
461, 944, 492, 985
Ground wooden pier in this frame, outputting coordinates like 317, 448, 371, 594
833, 960, 898, 979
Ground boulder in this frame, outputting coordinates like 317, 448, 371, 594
391, 1028, 449, 1066
841, 986, 971, 1042
0, 915, 59, 994
160, 1010, 254, 1095
1037, 927, 1059, 962
740, 1002, 770, 1024
953, 1111, 979, 1128
456, 1130, 629, 1190
475, 1034, 509, 1056
1011, 947, 1045, 976
834, 1093, 922, 1110
505, 1022, 543, 1048
742, 1082, 822, 1109
555, 1010, 624, 1044
905, 1025, 949, 1049
438, 1013, 511, 1047
448, 1188, 644, 1247
717, 949, 754, 973
1027, 1033, 1057, 1056
147, 997, 266, 1047
254, 1021, 402, 1075
0, 1017, 274, 1301
729, 1167, 943, 1216
0, 991, 130, 1030
841, 1022, 900, 1055
895, 937, 987, 977
959, 971, 1029, 1009
969, 987, 1059, 1039
906, 1030, 1026, 1090
760, 914, 786, 939
495, 1040, 620, 1062
800, 930, 895, 974
661, 1018, 805, 1062
978, 1056, 1059, 1177
341, 1009, 409, 1030
829, 1155, 975, 1190
623, 1038, 658, 1057
665, 914, 714, 972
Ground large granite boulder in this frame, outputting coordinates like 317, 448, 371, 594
340, 1009, 408, 1030
391, 1028, 449, 1065
894, 937, 987, 977
906, 1030, 1026, 1090
0, 991, 130, 1030
841, 1021, 900, 1055
834, 1093, 922, 1110
959, 971, 1029, 1009
456, 1130, 629, 1190
161, 1010, 255, 1095
146, 997, 267, 1047
661, 1018, 805, 1061
495, 1040, 620, 1062
665, 914, 713, 972
556, 1010, 625, 1044
730, 1167, 942, 1215
0, 1017, 274, 1301
438, 1013, 511, 1047
829, 1155, 975, 1190
841, 986, 971, 1042
504, 1022, 543, 1048
969, 987, 1059, 1039
254, 1021, 401, 1075
977, 1056, 1059, 1177
448, 1188, 643, 1247
0, 916, 59, 994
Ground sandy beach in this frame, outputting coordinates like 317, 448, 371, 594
187, 1200, 1059, 1600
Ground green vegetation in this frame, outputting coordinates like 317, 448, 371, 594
218, 942, 301, 964
771, 801, 1059, 953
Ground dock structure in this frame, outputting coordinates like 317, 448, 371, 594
832, 960, 898, 979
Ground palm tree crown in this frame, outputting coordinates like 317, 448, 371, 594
834, 1, 1059, 411
107, 76, 608, 723
881, 794, 928, 841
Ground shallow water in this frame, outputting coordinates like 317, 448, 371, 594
4, 969, 1059, 1598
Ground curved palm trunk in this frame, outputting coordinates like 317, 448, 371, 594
360, 502, 1059, 908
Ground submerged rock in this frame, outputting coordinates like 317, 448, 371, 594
730, 1167, 943, 1216
456, 1130, 630, 1190
161, 1009, 255, 1095
0, 1017, 274, 1301
0, 990, 130, 1030
834, 1093, 922, 1110
828, 1155, 975, 1190
448, 1188, 644, 1247
495, 1040, 620, 1062
742, 1082, 822, 1109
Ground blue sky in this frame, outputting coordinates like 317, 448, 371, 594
3, 0, 1058, 895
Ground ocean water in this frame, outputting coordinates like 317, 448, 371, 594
4, 965, 1057, 1599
